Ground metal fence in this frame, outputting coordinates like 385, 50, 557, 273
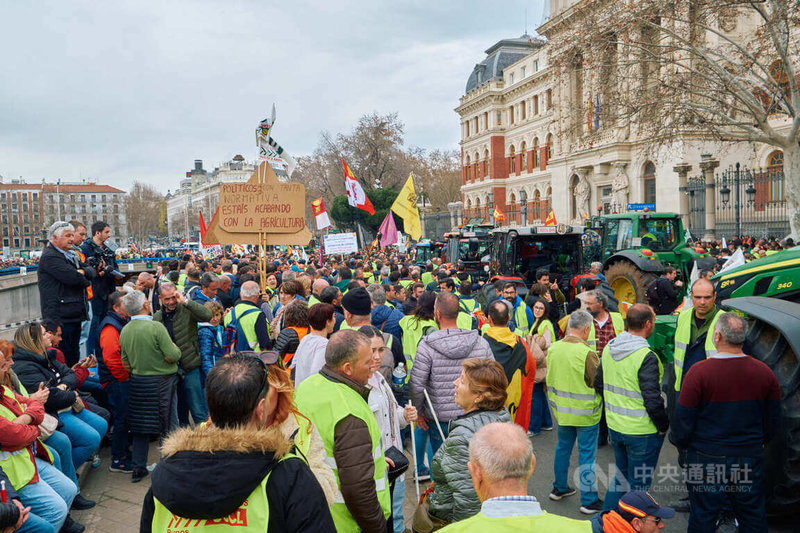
685, 165, 788, 239
422, 213, 452, 240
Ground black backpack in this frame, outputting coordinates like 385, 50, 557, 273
646, 279, 660, 307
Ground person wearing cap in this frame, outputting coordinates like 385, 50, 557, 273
438, 422, 589, 532
141, 353, 335, 532
338, 286, 374, 331
591, 491, 674, 532
295, 330, 391, 532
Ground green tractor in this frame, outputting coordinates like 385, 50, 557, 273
587, 213, 715, 305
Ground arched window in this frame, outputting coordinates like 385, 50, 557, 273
767, 60, 790, 116
642, 161, 656, 205
521, 141, 527, 171
509, 145, 516, 174
474, 152, 480, 180
532, 138, 540, 168
466, 155, 471, 181
767, 150, 784, 202
546, 134, 554, 159
484, 149, 490, 178
533, 189, 542, 221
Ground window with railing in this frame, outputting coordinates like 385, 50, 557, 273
510, 146, 516, 174
767, 150, 784, 202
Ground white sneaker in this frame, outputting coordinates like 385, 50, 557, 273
146, 463, 158, 472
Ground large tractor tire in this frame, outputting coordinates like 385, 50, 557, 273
604, 259, 658, 306
722, 298, 800, 518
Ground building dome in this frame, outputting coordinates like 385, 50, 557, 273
465, 34, 544, 94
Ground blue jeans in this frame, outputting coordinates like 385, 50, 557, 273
414, 422, 448, 473
43, 431, 78, 486
391, 476, 405, 533
106, 380, 131, 461
685, 450, 767, 533
177, 367, 208, 426
604, 430, 664, 511
528, 383, 552, 433
16, 459, 77, 532
554, 423, 599, 506
58, 408, 108, 469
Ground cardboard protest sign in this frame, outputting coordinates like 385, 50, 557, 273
203, 162, 311, 246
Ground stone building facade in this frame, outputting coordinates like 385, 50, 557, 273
457, 0, 791, 238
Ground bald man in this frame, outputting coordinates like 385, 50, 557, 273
439, 423, 589, 531
137, 272, 160, 314
309, 278, 329, 306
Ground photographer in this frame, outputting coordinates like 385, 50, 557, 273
81, 221, 120, 358
38, 221, 96, 366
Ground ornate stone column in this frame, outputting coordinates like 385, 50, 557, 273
699, 154, 720, 241
673, 162, 692, 229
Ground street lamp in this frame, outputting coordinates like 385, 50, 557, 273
520, 190, 528, 225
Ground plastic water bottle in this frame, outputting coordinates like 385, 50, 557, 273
392, 363, 406, 392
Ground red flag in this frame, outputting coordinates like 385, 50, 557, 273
342, 158, 375, 215
199, 210, 208, 242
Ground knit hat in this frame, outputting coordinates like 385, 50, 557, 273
342, 287, 372, 316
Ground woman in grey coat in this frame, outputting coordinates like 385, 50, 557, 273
428, 358, 512, 523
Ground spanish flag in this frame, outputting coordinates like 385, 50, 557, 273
493, 206, 506, 222
544, 209, 557, 226
390, 173, 422, 241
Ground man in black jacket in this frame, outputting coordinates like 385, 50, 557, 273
38, 221, 95, 366
81, 221, 119, 364
140, 354, 335, 533
650, 266, 683, 315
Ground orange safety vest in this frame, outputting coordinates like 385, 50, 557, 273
282, 326, 310, 366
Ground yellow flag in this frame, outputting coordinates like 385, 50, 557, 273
391, 173, 422, 241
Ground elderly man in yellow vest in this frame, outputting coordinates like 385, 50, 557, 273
673, 279, 725, 394
295, 330, 391, 532
593, 304, 669, 513
546, 309, 604, 515
438, 422, 590, 532
584, 289, 624, 448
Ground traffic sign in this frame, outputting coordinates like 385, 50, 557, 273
627, 203, 655, 211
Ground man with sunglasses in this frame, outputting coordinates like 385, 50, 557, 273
590, 491, 674, 532
295, 330, 391, 532
142, 353, 335, 532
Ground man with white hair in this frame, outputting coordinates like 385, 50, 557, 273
119, 290, 182, 482
223, 280, 272, 351
546, 309, 603, 514
439, 422, 589, 531
589, 261, 606, 282
38, 221, 96, 366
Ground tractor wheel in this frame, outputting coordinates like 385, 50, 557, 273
604, 260, 658, 306
743, 317, 800, 517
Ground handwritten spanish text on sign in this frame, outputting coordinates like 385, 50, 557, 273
219, 182, 305, 233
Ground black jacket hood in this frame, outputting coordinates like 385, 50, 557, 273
150, 425, 289, 519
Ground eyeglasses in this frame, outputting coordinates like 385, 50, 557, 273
642, 517, 662, 525
236, 351, 280, 404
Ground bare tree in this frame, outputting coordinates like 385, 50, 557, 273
544, 0, 800, 234
125, 181, 165, 247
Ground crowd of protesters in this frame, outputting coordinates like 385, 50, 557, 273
0, 218, 789, 532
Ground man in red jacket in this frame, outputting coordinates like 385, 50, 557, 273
96, 291, 131, 473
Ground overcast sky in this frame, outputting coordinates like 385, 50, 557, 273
0, 0, 546, 193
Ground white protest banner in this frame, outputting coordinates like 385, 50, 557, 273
324, 233, 358, 255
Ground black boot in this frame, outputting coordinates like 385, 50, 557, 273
71, 494, 96, 510
60, 515, 86, 533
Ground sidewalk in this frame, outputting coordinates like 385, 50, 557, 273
71, 443, 158, 533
